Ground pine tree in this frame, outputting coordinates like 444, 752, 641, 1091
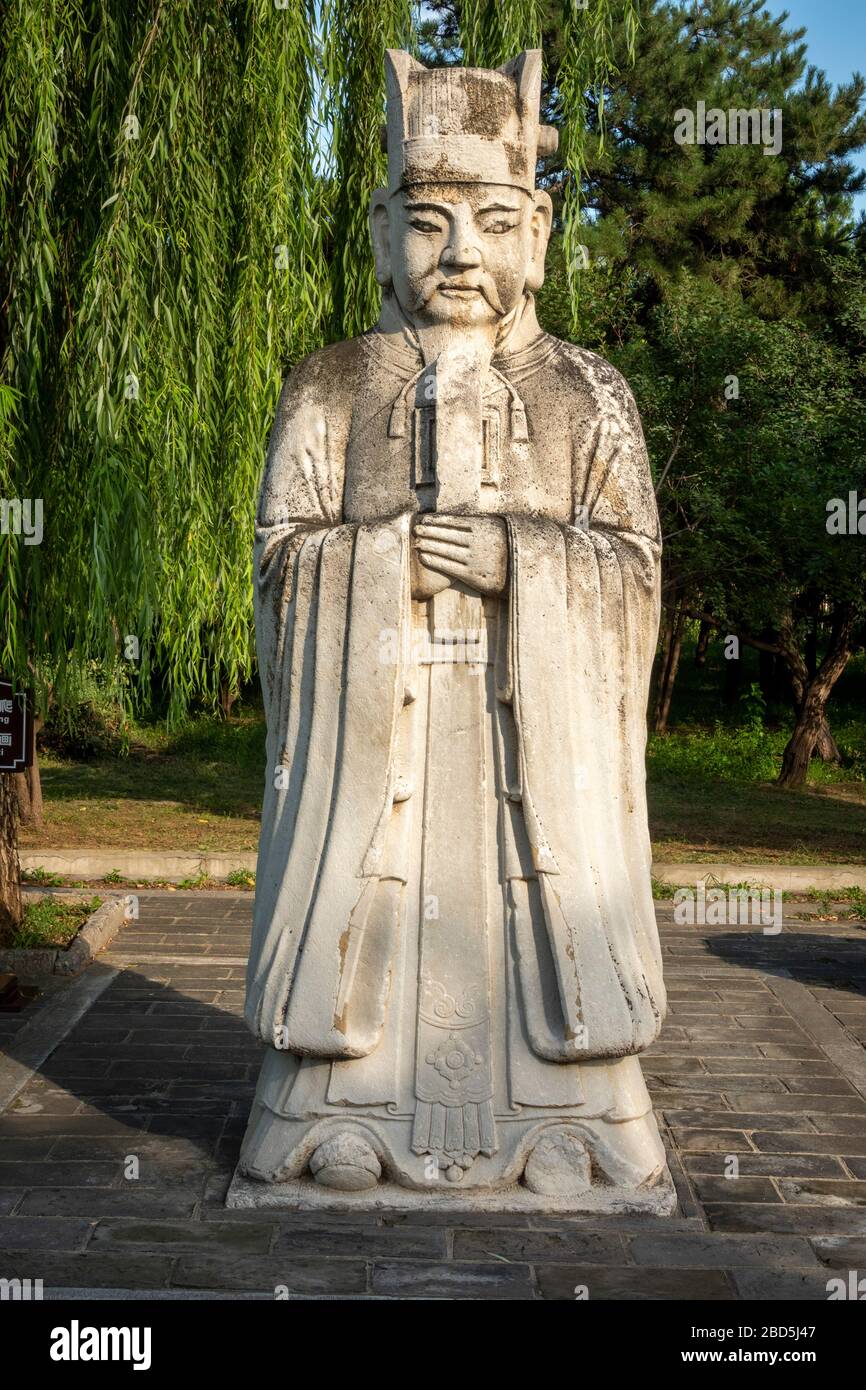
570, 0, 866, 321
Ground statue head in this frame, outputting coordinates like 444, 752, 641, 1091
371, 51, 556, 332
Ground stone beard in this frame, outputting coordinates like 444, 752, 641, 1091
235, 49, 671, 1209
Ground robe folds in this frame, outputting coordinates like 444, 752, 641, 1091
245, 323, 666, 1078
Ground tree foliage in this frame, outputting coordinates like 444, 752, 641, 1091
0, 0, 634, 723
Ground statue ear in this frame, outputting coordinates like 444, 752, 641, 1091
525, 189, 552, 292
369, 189, 392, 288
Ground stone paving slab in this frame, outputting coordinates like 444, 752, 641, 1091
0, 892, 864, 1299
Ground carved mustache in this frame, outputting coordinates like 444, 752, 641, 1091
417, 273, 506, 315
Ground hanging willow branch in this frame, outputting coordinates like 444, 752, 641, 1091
0, 0, 638, 724
0, 1, 86, 693
458, 0, 544, 67
324, 0, 415, 339
216, 0, 328, 720
559, 0, 641, 335
59, 2, 241, 718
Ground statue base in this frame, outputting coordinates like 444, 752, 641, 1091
228, 1052, 676, 1215
226, 1105, 677, 1216
225, 1166, 677, 1215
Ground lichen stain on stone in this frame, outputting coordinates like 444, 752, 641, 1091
333, 926, 352, 1033
460, 72, 515, 138
504, 141, 527, 179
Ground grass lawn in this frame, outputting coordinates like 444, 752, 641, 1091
647, 644, 866, 863
2, 895, 102, 950
21, 714, 266, 855
649, 776, 866, 863
17, 705, 866, 866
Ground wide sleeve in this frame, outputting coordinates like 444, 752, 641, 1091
504, 362, 666, 1061
246, 358, 413, 1052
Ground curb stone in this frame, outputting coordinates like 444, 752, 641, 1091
19, 850, 866, 891
0, 894, 128, 976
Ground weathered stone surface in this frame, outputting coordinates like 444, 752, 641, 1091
235, 43, 668, 1213
0, 1161, 121, 1187
775, 1178, 866, 1207
172, 1254, 367, 1296
452, 1228, 628, 1264
89, 1219, 273, 1254
809, 1235, 866, 1267
732, 1269, 838, 1300
371, 1259, 534, 1299
225, 1170, 678, 1217
690, 1175, 783, 1204
705, 1204, 866, 1236
666, 1109, 814, 1132
752, 1132, 866, 1154
0, 1217, 93, 1251
271, 1222, 446, 1260
535, 1265, 735, 1301
17, 1189, 200, 1219
0, 1252, 174, 1288
627, 1231, 821, 1269
673, 1129, 754, 1153
683, 1153, 849, 1180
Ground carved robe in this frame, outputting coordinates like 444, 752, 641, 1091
243, 305, 666, 1185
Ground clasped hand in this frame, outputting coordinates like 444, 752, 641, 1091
411, 513, 508, 600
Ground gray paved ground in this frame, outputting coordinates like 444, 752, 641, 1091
1, 892, 865, 1300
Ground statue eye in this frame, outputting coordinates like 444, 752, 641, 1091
409, 218, 443, 234
481, 218, 517, 235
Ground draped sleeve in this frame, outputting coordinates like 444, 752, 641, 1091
246, 353, 412, 1053
504, 350, 666, 1060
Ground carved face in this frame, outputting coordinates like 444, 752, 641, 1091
371, 181, 552, 329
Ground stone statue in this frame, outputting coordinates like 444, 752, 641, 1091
231, 49, 671, 1212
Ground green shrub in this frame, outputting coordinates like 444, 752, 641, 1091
40, 660, 129, 760
648, 724, 780, 783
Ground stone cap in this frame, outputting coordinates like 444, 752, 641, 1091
382, 49, 558, 194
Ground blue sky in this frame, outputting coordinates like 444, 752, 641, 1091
771, 0, 866, 213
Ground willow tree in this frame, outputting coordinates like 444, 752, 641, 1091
0, 0, 637, 927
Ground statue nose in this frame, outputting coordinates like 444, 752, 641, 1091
442, 235, 482, 269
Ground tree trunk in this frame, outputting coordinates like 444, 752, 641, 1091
14, 771, 30, 821
815, 719, 841, 764
695, 613, 713, 667
0, 770, 23, 942
15, 713, 44, 826
219, 681, 236, 719
723, 645, 743, 705
805, 617, 819, 679
778, 613, 854, 789
14, 757, 43, 826
653, 599, 686, 733
757, 626, 790, 707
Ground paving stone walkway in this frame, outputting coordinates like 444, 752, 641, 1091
1, 893, 864, 1299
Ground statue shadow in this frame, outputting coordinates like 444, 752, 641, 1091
701, 927, 866, 1001
1, 965, 264, 1203
3, 922, 863, 1209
